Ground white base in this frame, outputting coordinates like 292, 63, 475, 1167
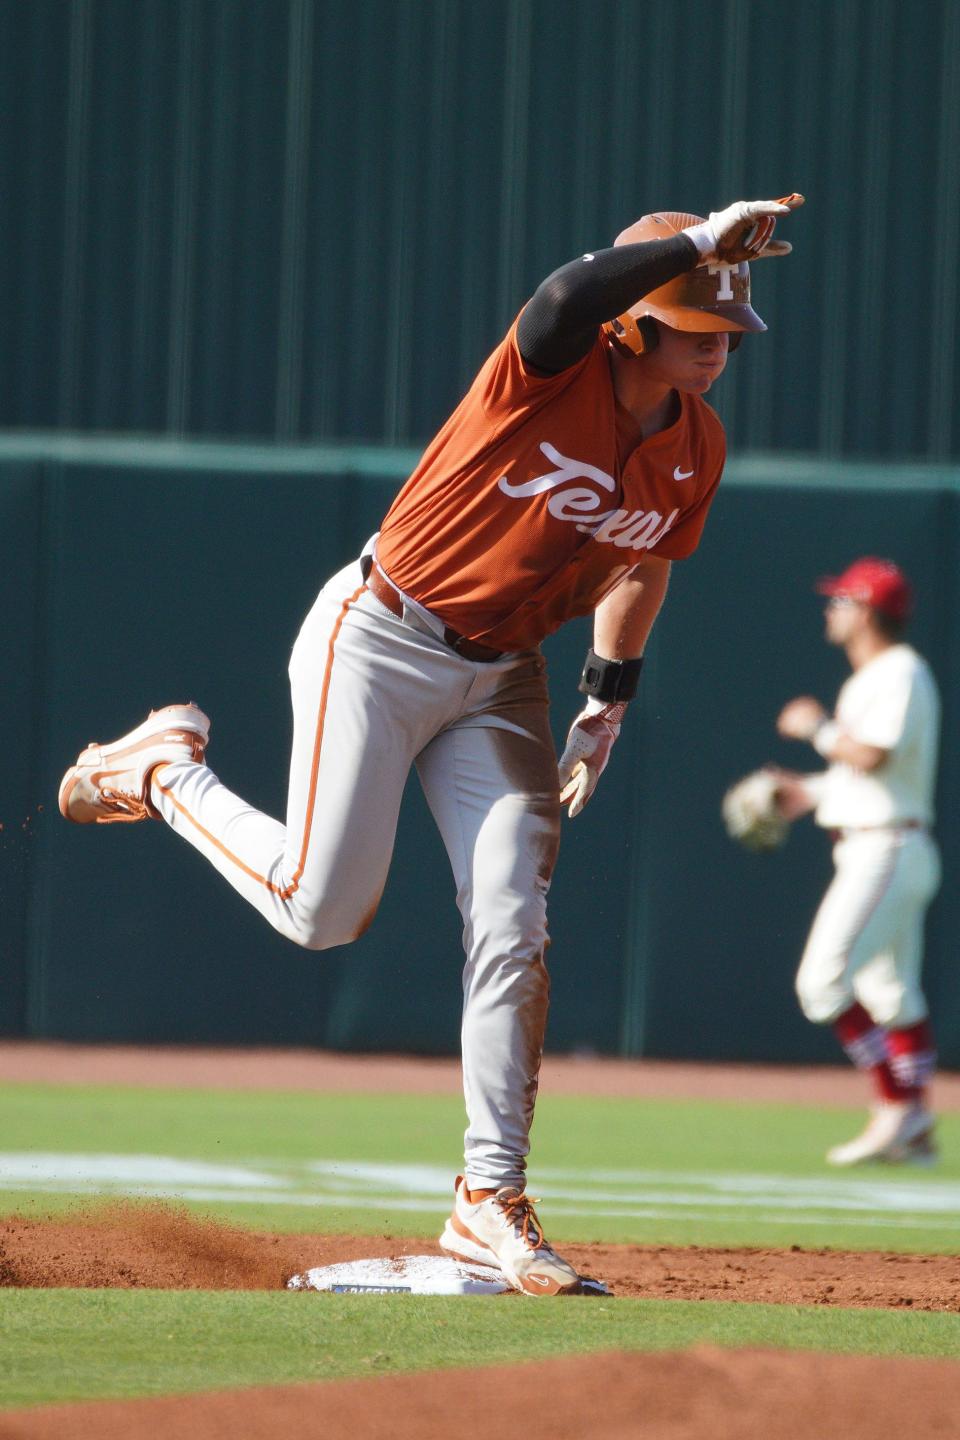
286, 1254, 512, 1295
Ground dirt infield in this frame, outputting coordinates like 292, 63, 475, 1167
2, 1201, 959, 1310
3, 1348, 960, 1440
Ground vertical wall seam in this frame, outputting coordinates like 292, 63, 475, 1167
57, 0, 92, 426
496, 0, 531, 330
929, 0, 960, 457
817, 0, 857, 455
275, 0, 314, 440
383, 2, 419, 441
856, 0, 894, 454
166, 0, 201, 435
131, 0, 164, 429
24, 462, 61, 1036
716, 0, 751, 445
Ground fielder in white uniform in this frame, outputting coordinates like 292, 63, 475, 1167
775, 558, 941, 1165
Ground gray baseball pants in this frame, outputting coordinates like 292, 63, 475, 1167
151, 556, 562, 1191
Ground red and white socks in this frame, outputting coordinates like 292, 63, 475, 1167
833, 1002, 936, 1107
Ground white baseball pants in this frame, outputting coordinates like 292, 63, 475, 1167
151, 558, 561, 1191
795, 828, 941, 1027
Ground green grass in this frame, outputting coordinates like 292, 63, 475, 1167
3, 1083, 960, 1251
2, 1290, 959, 1409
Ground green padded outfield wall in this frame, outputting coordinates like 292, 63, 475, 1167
1, 438, 957, 1065
2, 0, 959, 1061
1, 0, 959, 459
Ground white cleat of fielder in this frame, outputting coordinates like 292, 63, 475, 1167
439, 1176, 584, 1296
826, 1101, 937, 1167
58, 704, 210, 825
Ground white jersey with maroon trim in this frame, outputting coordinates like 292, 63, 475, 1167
814, 645, 940, 830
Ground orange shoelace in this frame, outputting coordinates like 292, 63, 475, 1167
498, 1191, 546, 1250
98, 787, 152, 823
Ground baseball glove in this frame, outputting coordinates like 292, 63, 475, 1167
721, 768, 790, 852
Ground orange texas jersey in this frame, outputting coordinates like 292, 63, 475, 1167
375, 314, 726, 652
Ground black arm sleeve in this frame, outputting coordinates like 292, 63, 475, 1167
516, 233, 699, 375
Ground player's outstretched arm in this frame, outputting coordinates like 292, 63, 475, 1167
558, 558, 670, 819
518, 236, 698, 375
777, 696, 888, 771
518, 193, 803, 375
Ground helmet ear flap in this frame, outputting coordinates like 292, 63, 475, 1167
636, 316, 659, 354
728, 331, 743, 352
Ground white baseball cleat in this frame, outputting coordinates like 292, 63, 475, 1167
826, 1101, 936, 1167
58, 703, 210, 824
897, 1129, 939, 1168
438, 1175, 583, 1296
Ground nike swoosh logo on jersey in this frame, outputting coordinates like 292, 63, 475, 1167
673, 465, 695, 481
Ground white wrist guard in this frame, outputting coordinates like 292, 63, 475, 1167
680, 220, 717, 259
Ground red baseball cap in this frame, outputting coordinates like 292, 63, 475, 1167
815, 557, 913, 621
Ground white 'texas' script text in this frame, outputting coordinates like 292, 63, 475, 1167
498, 442, 679, 552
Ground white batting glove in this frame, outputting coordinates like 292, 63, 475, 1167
558, 698, 627, 819
683, 192, 804, 264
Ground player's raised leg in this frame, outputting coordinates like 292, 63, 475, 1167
60, 563, 454, 950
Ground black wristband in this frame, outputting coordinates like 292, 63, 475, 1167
578, 649, 644, 703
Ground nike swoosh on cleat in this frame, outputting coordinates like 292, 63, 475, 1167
526, 1274, 552, 1288
673, 466, 694, 481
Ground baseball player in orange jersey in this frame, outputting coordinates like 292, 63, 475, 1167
60, 193, 802, 1294
774, 559, 941, 1166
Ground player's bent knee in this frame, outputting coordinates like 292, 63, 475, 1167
859, 990, 927, 1030
276, 898, 381, 952
795, 976, 851, 1026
